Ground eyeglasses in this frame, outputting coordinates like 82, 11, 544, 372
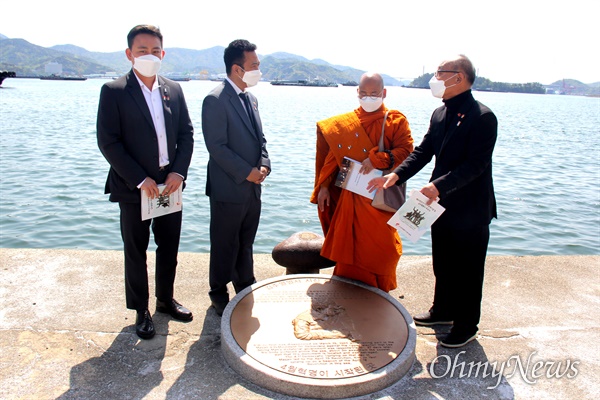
358, 91, 384, 100
435, 70, 460, 78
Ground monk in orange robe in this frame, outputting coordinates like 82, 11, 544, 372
310, 72, 414, 292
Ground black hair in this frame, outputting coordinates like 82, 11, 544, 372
224, 39, 257, 75
127, 25, 163, 49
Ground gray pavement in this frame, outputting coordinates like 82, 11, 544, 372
1, 248, 598, 399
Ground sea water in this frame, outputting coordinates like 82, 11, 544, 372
0, 78, 598, 255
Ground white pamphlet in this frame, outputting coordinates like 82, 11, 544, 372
387, 189, 445, 242
334, 157, 383, 200
141, 184, 182, 221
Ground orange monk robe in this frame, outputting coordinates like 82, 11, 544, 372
310, 107, 414, 292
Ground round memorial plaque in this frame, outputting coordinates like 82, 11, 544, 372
221, 274, 416, 399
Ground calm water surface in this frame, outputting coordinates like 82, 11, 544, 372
1, 78, 598, 255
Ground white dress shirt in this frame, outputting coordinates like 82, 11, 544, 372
134, 74, 170, 188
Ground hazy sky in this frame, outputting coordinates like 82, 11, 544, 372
3, 0, 598, 84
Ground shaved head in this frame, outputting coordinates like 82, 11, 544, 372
357, 72, 386, 103
359, 72, 384, 91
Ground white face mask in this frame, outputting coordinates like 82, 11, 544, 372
358, 95, 384, 112
133, 54, 162, 78
241, 69, 262, 87
429, 74, 457, 98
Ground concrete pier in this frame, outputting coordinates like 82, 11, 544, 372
1, 248, 598, 399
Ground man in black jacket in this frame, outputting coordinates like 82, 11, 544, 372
97, 25, 194, 339
369, 54, 497, 348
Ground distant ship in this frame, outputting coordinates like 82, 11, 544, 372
271, 78, 338, 87
341, 81, 358, 86
166, 73, 191, 82
40, 74, 87, 81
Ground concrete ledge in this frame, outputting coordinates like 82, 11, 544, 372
1, 248, 599, 399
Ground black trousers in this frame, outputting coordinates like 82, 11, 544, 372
430, 224, 490, 334
208, 196, 260, 303
119, 202, 182, 311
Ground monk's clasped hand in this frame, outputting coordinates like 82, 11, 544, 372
359, 158, 374, 174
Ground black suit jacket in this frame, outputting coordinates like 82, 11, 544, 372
394, 90, 497, 229
97, 70, 194, 203
201, 80, 270, 203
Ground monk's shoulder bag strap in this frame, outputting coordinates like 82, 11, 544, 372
371, 110, 407, 213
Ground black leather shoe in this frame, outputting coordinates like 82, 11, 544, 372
211, 301, 228, 317
136, 309, 155, 339
413, 311, 453, 326
156, 299, 193, 321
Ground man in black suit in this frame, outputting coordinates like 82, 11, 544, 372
369, 54, 497, 348
201, 39, 271, 316
97, 25, 194, 339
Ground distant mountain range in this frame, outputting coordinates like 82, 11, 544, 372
1, 34, 598, 94
0, 34, 403, 85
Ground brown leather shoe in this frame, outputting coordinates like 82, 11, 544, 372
156, 299, 193, 322
135, 309, 155, 339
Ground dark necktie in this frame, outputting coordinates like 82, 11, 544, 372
239, 92, 257, 132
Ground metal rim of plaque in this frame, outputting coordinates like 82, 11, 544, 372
221, 274, 417, 399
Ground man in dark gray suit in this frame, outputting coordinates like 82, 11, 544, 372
97, 25, 194, 339
201, 39, 271, 316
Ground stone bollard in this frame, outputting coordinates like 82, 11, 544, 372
271, 231, 335, 274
